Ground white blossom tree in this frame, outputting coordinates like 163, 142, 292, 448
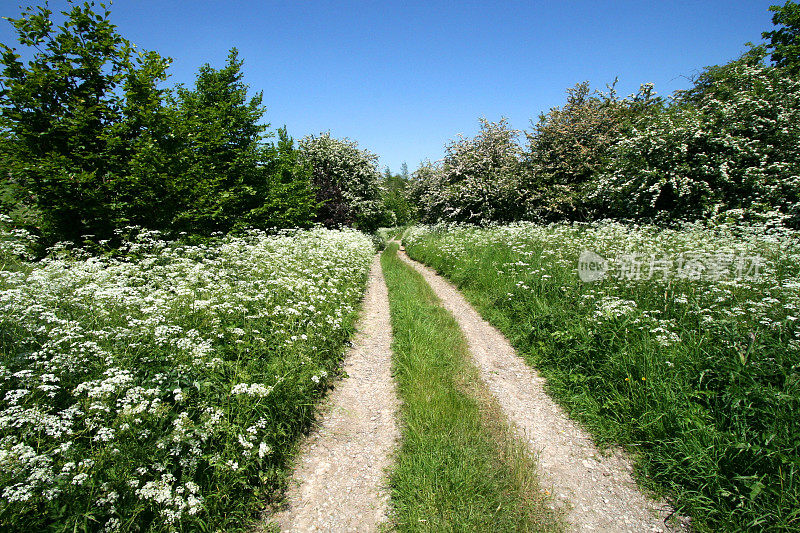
299, 133, 387, 231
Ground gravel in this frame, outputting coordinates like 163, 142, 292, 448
267, 255, 399, 532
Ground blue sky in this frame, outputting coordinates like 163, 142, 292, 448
0, 0, 780, 173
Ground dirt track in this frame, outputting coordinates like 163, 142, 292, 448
269, 255, 399, 532
267, 248, 688, 532
398, 249, 688, 532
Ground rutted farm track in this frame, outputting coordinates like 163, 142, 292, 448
267, 244, 684, 532
269, 255, 399, 532
396, 249, 685, 532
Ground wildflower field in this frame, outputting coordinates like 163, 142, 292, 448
404, 221, 800, 531
0, 225, 375, 531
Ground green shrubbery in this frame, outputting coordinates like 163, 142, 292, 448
413, 118, 526, 224
298, 132, 388, 232
594, 48, 800, 226
381, 163, 415, 227
0, 2, 391, 246
410, 2, 800, 229
0, 2, 319, 245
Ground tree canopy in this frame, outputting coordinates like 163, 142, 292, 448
0, 2, 319, 246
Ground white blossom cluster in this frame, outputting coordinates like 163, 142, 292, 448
592, 60, 800, 225
0, 226, 374, 530
0, 214, 38, 266
409, 118, 526, 224
405, 220, 800, 350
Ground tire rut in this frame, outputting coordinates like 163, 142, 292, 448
266, 254, 399, 532
397, 249, 688, 533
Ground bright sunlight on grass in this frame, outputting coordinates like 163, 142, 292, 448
382, 242, 561, 532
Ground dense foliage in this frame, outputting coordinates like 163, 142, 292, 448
381, 163, 415, 226
169, 52, 316, 235
405, 222, 800, 531
594, 49, 800, 226
764, 0, 800, 74
409, 2, 800, 228
0, 2, 322, 246
524, 82, 661, 221
0, 1, 172, 243
299, 132, 387, 232
0, 226, 375, 531
411, 118, 525, 224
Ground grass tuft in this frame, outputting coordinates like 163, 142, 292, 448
382, 242, 561, 532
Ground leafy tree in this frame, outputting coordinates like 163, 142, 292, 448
299, 132, 386, 231
593, 52, 800, 225
434, 118, 526, 223
381, 166, 414, 225
676, 44, 769, 105
169, 49, 277, 233
407, 159, 447, 223
240, 126, 317, 230
1, 1, 316, 243
523, 81, 660, 221
0, 1, 172, 243
763, 1, 800, 74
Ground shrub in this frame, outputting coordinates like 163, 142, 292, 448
299, 132, 387, 232
592, 51, 800, 226
523, 82, 661, 221
411, 118, 525, 224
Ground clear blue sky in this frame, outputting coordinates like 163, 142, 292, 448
0, 0, 780, 173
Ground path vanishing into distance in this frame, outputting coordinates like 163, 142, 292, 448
265, 245, 688, 532
397, 249, 688, 533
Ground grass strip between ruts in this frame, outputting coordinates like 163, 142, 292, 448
381, 242, 561, 532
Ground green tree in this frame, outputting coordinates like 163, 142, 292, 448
523, 81, 660, 221
438, 118, 525, 223
407, 160, 446, 223
763, 1, 800, 74
593, 52, 800, 225
0, 1, 172, 243
381, 165, 414, 225
171, 48, 271, 233
240, 126, 317, 229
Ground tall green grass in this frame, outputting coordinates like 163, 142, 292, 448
404, 222, 800, 532
382, 243, 560, 532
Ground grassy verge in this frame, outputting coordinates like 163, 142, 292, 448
381, 242, 560, 532
404, 222, 800, 532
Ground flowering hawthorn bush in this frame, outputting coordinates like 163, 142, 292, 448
593, 55, 800, 226
412, 118, 526, 224
0, 225, 374, 531
299, 133, 387, 231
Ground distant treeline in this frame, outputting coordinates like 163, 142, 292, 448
0, 1, 410, 247
410, 1, 800, 228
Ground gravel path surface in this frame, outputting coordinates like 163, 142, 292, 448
398, 250, 688, 533
270, 255, 399, 532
